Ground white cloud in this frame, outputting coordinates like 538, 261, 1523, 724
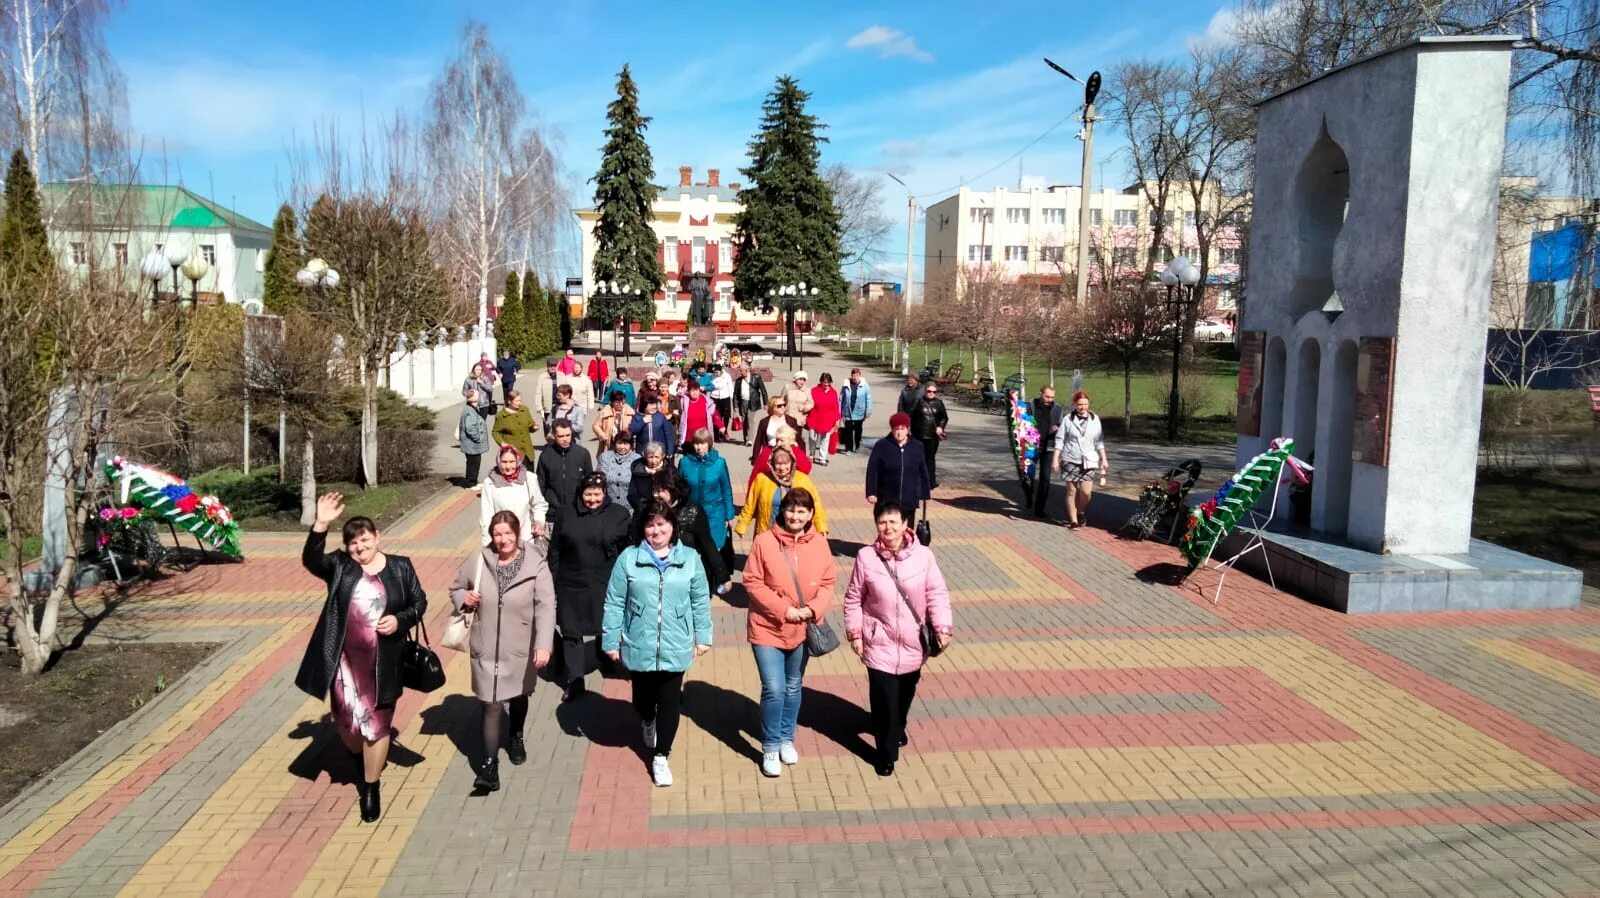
846, 26, 934, 63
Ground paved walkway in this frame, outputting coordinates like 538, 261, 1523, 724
4, 347, 1600, 897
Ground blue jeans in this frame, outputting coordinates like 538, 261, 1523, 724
752, 644, 808, 752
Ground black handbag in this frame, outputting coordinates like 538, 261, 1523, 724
881, 553, 942, 658
780, 541, 838, 657
400, 619, 446, 693
915, 500, 932, 546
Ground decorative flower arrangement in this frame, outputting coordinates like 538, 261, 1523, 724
1178, 438, 1311, 570
104, 457, 243, 558
1005, 391, 1040, 493
94, 505, 146, 548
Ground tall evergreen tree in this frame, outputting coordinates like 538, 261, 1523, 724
521, 277, 549, 358
262, 203, 304, 315
732, 76, 848, 355
498, 269, 529, 359
0, 149, 55, 286
589, 64, 663, 357
553, 283, 573, 349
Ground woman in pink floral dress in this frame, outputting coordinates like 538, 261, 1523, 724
296, 493, 427, 824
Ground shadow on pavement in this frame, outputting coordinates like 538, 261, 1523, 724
285, 715, 425, 784
798, 687, 875, 763
681, 680, 763, 764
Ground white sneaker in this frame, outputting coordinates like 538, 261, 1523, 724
642, 720, 657, 749
651, 754, 673, 787
779, 742, 799, 765
761, 751, 782, 777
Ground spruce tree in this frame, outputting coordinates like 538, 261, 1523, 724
262, 203, 304, 315
499, 270, 528, 359
732, 76, 848, 355
554, 283, 573, 349
590, 64, 663, 357
0, 149, 55, 287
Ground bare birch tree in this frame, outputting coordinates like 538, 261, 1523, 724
424, 21, 564, 336
825, 163, 893, 269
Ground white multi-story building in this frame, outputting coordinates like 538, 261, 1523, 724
573, 165, 785, 333
40, 183, 271, 305
923, 182, 1247, 314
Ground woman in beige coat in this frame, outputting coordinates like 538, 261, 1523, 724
450, 509, 556, 794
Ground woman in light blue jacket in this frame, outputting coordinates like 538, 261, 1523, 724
677, 428, 736, 573
602, 499, 712, 788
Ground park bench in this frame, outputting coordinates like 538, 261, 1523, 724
1589, 384, 1600, 424
933, 363, 964, 386
980, 373, 1025, 412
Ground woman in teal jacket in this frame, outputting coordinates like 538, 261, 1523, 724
602, 499, 713, 788
677, 428, 736, 573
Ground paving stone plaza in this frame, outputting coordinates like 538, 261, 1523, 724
2, 345, 1599, 897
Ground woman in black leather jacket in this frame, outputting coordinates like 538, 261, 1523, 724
295, 492, 427, 824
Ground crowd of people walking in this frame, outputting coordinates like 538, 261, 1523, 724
301, 347, 1131, 819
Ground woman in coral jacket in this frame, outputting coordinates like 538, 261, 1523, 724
843, 500, 952, 778
741, 487, 835, 779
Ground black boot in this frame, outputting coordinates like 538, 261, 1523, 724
507, 733, 527, 766
473, 757, 500, 793
358, 779, 381, 822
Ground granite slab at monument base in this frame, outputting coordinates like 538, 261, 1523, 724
1214, 525, 1582, 613
686, 324, 717, 359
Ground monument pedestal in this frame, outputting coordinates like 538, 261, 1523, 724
686, 324, 717, 362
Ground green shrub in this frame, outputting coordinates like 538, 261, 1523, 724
330, 387, 436, 431
189, 465, 296, 519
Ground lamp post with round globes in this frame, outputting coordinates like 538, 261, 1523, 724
592, 279, 643, 359
138, 249, 168, 306
766, 282, 820, 369
180, 253, 209, 308
295, 258, 340, 312
163, 240, 191, 301
1161, 256, 1202, 441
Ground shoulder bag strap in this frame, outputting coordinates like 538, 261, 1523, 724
777, 542, 810, 613
878, 552, 924, 625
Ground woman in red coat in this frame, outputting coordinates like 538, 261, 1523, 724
747, 424, 812, 491
805, 373, 842, 465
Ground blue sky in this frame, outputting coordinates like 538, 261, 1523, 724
105, 0, 1236, 282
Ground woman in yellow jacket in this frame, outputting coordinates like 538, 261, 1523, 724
734, 447, 828, 538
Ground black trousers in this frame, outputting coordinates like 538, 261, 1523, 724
917, 436, 941, 485
713, 398, 733, 437
631, 670, 685, 756
867, 666, 921, 766
1030, 461, 1053, 516
841, 419, 864, 452
463, 452, 482, 486
560, 633, 600, 687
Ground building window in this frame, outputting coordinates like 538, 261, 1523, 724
201, 244, 216, 265
1004, 245, 1028, 262
1090, 209, 1102, 226
1220, 247, 1240, 265
1005, 207, 1029, 224
1042, 208, 1066, 225
70, 242, 86, 265
1040, 246, 1065, 263
719, 241, 730, 271
254, 249, 265, 272
1159, 210, 1176, 226
966, 244, 992, 263
969, 207, 992, 224
1114, 209, 1138, 227
1112, 246, 1137, 268
691, 237, 705, 272
664, 238, 678, 271
1184, 211, 1197, 227
113, 242, 128, 267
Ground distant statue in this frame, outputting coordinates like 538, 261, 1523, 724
687, 274, 714, 327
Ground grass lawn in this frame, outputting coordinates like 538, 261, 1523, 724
0, 534, 43, 564
1473, 470, 1600, 587
844, 340, 1241, 425
236, 478, 448, 532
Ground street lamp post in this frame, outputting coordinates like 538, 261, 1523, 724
1044, 59, 1100, 306
885, 172, 916, 376
593, 280, 642, 360
1161, 256, 1202, 442
767, 282, 819, 370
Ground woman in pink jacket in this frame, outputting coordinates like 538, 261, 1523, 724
843, 500, 953, 777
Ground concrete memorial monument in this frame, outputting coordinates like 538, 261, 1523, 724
1225, 36, 1581, 612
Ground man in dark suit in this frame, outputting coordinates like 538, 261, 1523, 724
1029, 386, 1065, 519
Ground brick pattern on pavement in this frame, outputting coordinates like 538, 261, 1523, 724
3, 348, 1600, 897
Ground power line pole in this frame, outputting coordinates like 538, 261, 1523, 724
1045, 60, 1100, 305
888, 173, 916, 375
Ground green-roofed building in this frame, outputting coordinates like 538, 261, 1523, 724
39, 183, 273, 307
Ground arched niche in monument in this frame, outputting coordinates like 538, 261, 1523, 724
1289, 123, 1350, 323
